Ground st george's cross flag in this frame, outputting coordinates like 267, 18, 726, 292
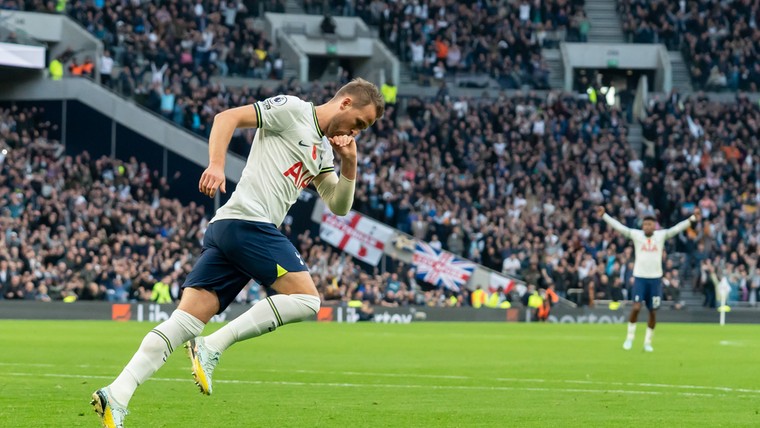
320, 211, 394, 266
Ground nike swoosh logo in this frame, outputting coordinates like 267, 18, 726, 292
298, 140, 313, 147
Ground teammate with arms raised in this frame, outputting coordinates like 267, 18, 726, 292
596, 206, 700, 352
91, 78, 384, 427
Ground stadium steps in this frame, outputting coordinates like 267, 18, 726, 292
680, 288, 706, 307
399, 63, 415, 86
584, 0, 626, 44
282, 66, 299, 80
668, 51, 694, 92
668, 254, 705, 307
542, 49, 565, 89
627, 122, 643, 158
284, 0, 305, 14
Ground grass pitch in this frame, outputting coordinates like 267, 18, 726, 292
1, 321, 758, 427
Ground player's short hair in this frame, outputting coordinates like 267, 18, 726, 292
642, 215, 657, 223
334, 78, 385, 119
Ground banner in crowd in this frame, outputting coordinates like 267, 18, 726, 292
319, 210, 394, 266
488, 272, 516, 294
412, 242, 476, 292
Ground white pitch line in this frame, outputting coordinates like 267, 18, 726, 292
495, 377, 760, 395
718, 340, 746, 347
2, 372, 721, 398
0, 362, 115, 369
3, 362, 758, 396
275, 368, 470, 380
0, 362, 468, 379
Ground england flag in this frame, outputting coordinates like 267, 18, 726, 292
412, 242, 476, 292
320, 210, 394, 266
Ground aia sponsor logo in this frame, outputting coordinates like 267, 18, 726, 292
283, 161, 315, 189
640, 239, 658, 252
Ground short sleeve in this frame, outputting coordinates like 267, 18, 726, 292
252, 95, 303, 133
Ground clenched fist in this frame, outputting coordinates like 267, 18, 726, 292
199, 164, 226, 198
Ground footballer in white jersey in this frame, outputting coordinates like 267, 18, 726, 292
212, 94, 337, 227
597, 206, 700, 353
92, 79, 384, 426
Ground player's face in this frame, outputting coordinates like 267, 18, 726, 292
642, 219, 655, 236
327, 97, 376, 138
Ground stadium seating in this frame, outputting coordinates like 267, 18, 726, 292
0, 105, 206, 303
618, 0, 760, 91
4, 84, 759, 307
302, 0, 589, 89
2, 0, 760, 309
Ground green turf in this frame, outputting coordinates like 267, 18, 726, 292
1, 321, 758, 427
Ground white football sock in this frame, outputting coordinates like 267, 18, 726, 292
626, 322, 636, 341
204, 294, 320, 354
644, 327, 654, 345
108, 309, 204, 406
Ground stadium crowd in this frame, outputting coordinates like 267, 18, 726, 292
3, 0, 280, 78
333, 83, 759, 309
641, 91, 760, 306
2, 0, 293, 155
0, 103, 469, 308
3, 82, 760, 308
618, 0, 760, 91
306, 0, 589, 89
0, 105, 207, 303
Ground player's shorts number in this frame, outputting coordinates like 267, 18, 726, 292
652, 296, 661, 309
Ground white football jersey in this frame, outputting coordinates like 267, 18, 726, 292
603, 214, 693, 278
212, 95, 335, 227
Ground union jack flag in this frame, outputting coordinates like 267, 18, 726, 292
412, 242, 476, 292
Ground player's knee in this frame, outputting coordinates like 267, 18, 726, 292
290, 293, 321, 318
270, 294, 321, 324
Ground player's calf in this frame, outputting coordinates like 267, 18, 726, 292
188, 294, 320, 395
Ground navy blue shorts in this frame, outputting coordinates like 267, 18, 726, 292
632, 277, 662, 310
182, 219, 309, 313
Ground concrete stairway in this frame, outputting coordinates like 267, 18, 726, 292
584, 0, 626, 43
542, 49, 565, 89
668, 51, 694, 92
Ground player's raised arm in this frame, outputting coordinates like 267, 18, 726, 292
597, 206, 632, 239
663, 209, 700, 239
199, 105, 260, 198
313, 135, 357, 216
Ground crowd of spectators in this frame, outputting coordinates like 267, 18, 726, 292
21, 0, 285, 154
0, 105, 208, 303
619, 0, 760, 91
0, 103, 470, 308
1, 0, 284, 95
5, 0, 293, 155
306, 0, 590, 89
4, 82, 760, 309
333, 83, 759, 308
640, 90, 760, 306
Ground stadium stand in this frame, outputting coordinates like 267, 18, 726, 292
640, 91, 760, 305
301, 0, 590, 89
0, 105, 208, 303
2, 0, 760, 311
618, 0, 760, 91
0, 104, 478, 306
5, 0, 281, 82
6, 86, 756, 308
